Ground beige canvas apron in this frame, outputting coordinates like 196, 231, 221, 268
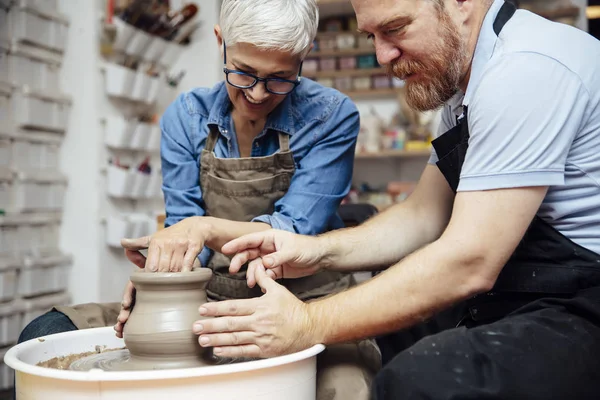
201, 126, 380, 400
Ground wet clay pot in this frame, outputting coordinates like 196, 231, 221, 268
123, 268, 214, 370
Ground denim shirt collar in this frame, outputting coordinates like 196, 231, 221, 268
205, 81, 297, 140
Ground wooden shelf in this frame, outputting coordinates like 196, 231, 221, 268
304, 67, 385, 79
343, 88, 400, 100
310, 47, 375, 58
355, 149, 431, 159
531, 6, 580, 21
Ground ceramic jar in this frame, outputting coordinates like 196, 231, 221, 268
123, 268, 214, 369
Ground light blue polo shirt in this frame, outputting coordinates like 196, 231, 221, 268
430, 0, 600, 254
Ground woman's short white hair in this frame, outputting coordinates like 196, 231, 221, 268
219, 0, 319, 57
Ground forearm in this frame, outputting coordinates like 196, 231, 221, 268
309, 238, 494, 345
203, 217, 271, 253
320, 198, 449, 272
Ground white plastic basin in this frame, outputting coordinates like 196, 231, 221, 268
5, 327, 325, 400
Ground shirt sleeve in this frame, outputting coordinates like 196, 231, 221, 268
458, 52, 589, 192
252, 97, 359, 234
160, 93, 212, 266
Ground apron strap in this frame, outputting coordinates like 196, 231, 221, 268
205, 125, 220, 153
278, 132, 291, 152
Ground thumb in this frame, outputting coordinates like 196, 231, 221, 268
121, 236, 151, 250
254, 264, 279, 293
262, 249, 294, 269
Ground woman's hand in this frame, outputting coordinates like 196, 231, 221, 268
121, 216, 209, 272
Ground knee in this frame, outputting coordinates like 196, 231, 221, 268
18, 311, 77, 343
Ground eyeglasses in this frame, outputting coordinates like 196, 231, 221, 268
222, 42, 302, 95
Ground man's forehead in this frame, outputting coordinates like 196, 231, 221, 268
353, 0, 417, 29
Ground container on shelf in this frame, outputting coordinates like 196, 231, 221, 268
357, 54, 377, 69
316, 78, 334, 88
336, 33, 356, 50
2, 5, 69, 53
352, 76, 371, 91
130, 122, 151, 150
104, 63, 136, 100
319, 57, 336, 72
303, 59, 319, 75
146, 124, 161, 152
105, 215, 133, 248
0, 258, 19, 303
8, 88, 71, 132
372, 74, 391, 89
334, 76, 352, 92
317, 36, 337, 51
105, 116, 135, 150
338, 56, 356, 70
18, 253, 72, 298
6, 171, 67, 213
11, 133, 61, 171
0, 345, 15, 391
0, 300, 21, 347
0, 41, 62, 93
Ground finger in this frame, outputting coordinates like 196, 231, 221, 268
197, 300, 256, 318
117, 308, 131, 324
121, 281, 135, 309
169, 247, 185, 272
114, 322, 124, 338
266, 268, 277, 280
145, 240, 161, 271
157, 244, 172, 272
212, 344, 262, 359
229, 249, 262, 274
254, 265, 279, 293
124, 249, 146, 269
121, 236, 151, 251
246, 258, 263, 288
192, 316, 254, 335
182, 246, 201, 272
198, 332, 256, 348
221, 232, 272, 255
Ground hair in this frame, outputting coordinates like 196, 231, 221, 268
219, 0, 319, 57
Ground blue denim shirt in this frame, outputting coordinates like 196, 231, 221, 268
160, 79, 359, 266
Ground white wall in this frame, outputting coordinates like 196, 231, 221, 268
58, 0, 222, 304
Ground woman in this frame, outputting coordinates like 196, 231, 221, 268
18, 1, 380, 398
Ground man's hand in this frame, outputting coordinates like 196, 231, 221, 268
192, 265, 319, 358
222, 229, 325, 288
121, 216, 208, 272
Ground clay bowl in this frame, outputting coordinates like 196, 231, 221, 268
121, 268, 214, 370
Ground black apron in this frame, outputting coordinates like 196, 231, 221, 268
377, 0, 600, 363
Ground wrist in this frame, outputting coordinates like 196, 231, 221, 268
192, 216, 216, 246
316, 234, 337, 271
305, 301, 329, 346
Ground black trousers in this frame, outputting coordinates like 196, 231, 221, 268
373, 286, 600, 400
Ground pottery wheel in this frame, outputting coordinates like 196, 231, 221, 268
69, 349, 253, 372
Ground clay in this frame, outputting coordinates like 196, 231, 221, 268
118, 268, 215, 370
37, 346, 124, 370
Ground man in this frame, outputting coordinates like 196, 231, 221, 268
190, 0, 600, 398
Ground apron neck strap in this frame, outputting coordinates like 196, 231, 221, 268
493, 1, 516, 36
206, 125, 220, 153
278, 132, 290, 152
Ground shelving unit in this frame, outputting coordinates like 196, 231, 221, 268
355, 149, 431, 159
0, 0, 73, 394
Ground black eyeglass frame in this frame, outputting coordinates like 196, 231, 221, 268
222, 41, 303, 95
